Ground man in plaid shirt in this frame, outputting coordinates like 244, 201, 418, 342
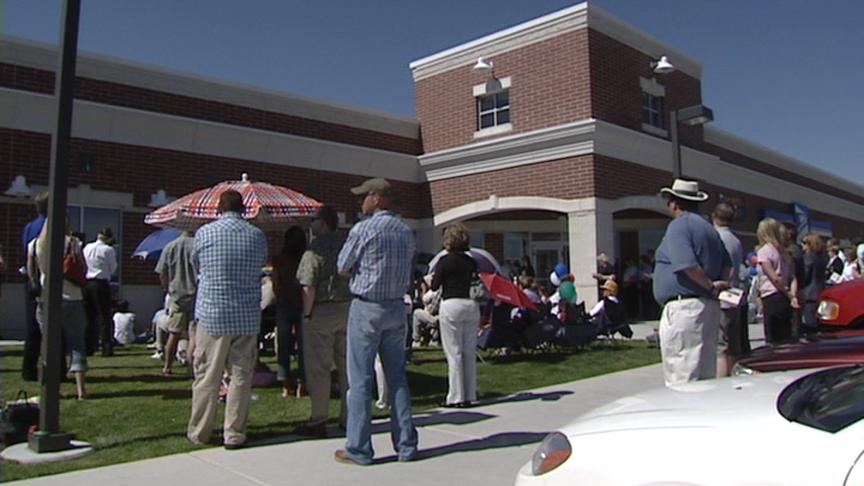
334, 178, 418, 466
187, 190, 267, 449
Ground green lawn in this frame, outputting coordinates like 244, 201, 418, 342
0, 340, 659, 482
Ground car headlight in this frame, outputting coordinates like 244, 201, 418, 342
817, 300, 840, 321
731, 362, 757, 376
531, 432, 571, 476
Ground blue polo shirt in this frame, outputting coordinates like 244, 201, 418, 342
22, 215, 45, 251
653, 211, 731, 305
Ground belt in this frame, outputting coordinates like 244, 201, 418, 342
352, 294, 401, 303
665, 294, 702, 305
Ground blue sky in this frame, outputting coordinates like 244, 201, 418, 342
3, 0, 863, 185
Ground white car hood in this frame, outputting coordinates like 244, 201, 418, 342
523, 369, 864, 486
563, 372, 803, 437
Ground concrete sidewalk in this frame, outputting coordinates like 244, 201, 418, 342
7, 322, 767, 486
8, 362, 667, 486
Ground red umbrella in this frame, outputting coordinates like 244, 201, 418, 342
144, 173, 322, 230
480, 272, 538, 310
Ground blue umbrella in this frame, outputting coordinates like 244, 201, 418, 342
133, 228, 181, 260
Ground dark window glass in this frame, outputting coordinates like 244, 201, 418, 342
497, 109, 510, 125
496, 91, 509, 108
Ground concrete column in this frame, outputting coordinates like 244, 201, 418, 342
568, 208, 614, 309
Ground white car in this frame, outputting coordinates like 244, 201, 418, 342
515, 366, 864, 486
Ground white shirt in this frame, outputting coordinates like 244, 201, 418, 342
83, 238, 117, 280
113, 312, 136, 344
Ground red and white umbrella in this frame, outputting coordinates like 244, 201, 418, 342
144, 173, 322, 230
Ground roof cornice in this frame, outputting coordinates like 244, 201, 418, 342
0, 35, 420, 139
409, 3, 702, 81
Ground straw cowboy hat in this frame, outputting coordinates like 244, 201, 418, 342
660, 179, 709, 202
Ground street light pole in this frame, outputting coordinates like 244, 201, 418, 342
29, 0, 81, 453
668, 104, 713, 180
669, 109, 681, 179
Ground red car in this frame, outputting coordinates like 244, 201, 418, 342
818, 279, 864, 327
733, 330, 864, 375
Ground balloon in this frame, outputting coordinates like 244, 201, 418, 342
554, 263, 570, 278
559, 281, 577, 302
549, 271, 561, 287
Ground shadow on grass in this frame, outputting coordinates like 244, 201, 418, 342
374, 431, 548, 464
87, 374, 191, 384
95, 431, 189, 451
87, 388, 191, 400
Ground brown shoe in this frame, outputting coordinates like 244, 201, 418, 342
334, 449, 365, 466
294, 421, 327, 437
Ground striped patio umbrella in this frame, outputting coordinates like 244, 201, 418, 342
144, 173, 322, 230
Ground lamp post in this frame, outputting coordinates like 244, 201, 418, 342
669, 104, 713, 179
29, 0, 81, 453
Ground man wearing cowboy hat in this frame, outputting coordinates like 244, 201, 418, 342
653, 179, 732, 387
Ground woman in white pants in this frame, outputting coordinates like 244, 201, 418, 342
431, 223, 480, 407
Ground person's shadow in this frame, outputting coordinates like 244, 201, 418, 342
373, 431, 549, 464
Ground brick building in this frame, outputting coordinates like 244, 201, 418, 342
411, 3, 864, 305
1, 2, 862, 337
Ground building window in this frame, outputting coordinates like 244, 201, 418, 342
640, 77, 668, 137
477, 89, 510, 130
641, 91, 665, 129
472, 76, 512, 139
68, 205, 123, 283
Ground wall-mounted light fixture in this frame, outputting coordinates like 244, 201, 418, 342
651, 55, 675, 74
5, 175, 33, 197
148, 189, 174, 208
473, 57, 494, 76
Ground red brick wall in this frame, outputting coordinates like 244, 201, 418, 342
588, 29, 704, 149
428, 154, 595, 214
0, 62, 421, 156
429, 152, 862, 247
0, 128, 431, 285
415, 29, 591, 153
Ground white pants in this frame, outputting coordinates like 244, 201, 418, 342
439, 298, 480, 404
659, 297, 720, 387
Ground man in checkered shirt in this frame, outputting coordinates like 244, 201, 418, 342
334, 177, 418, 466
187, 190, 267, 450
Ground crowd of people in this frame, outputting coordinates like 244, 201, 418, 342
14, 173, 864, 462
651, 178, 864, 387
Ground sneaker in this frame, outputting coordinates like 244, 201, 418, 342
150, 351, 164, 360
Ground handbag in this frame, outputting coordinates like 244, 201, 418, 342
469, 273, 490, 302
63, 238, 88, 288
0, 391, 40, 445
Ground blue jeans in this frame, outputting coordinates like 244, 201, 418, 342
345, 298, 417, 464
38, 300, 89, 372
275, 302, 304, 383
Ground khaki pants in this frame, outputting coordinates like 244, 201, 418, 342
659, 297, 720, 387
302, 301, 349, 426
187, 325, 257, 446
